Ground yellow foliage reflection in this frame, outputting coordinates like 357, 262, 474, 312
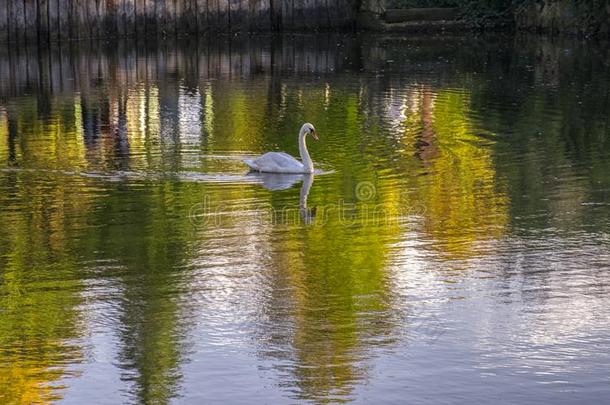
0, 42, 512, 403
401, 87, 509, 258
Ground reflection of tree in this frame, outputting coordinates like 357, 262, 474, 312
242, 81, 405, 402
256, 215, 401, 402
291, 225, 399, 402
89, 186, 194, 404
411, 89, 508, 258
0, 81, 200, 403
81, 85, 200, 403
231, 73, 506, 398
0, 101, 87, 401
0, 247, 83, 403
0, 216, 84, 403
1, 33, 609, 404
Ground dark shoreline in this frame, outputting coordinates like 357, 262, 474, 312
0, 0, 608, 46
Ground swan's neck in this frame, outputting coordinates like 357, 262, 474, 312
299, 133, 314, 173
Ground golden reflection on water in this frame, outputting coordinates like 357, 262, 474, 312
0, 48, 522, 402
0, 35, 609, 403
0, 175, 86, 402
406, 88, 508, 258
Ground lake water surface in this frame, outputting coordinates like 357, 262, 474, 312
1, 34, 609, 404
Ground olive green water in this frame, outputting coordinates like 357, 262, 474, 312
0, 34, 609, 404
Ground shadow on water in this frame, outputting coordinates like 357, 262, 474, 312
0, 33, 609, 403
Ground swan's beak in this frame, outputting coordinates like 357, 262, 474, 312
312, 131, 319, 141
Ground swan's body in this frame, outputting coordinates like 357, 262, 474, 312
243, 123, 318, 174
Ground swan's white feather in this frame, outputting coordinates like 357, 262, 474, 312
243, 123, 316, 174
244, 152, 305, 174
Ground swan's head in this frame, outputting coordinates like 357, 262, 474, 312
301, 123, 318, 141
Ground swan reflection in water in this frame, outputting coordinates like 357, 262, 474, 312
247, 172, 316, 224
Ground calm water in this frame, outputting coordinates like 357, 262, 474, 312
1, 34, 609, 404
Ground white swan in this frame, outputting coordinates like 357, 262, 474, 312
243, 123, 318, 174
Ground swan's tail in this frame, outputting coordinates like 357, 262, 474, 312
243, 159, 259, 172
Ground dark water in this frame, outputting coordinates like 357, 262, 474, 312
0, 34, 609, 404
